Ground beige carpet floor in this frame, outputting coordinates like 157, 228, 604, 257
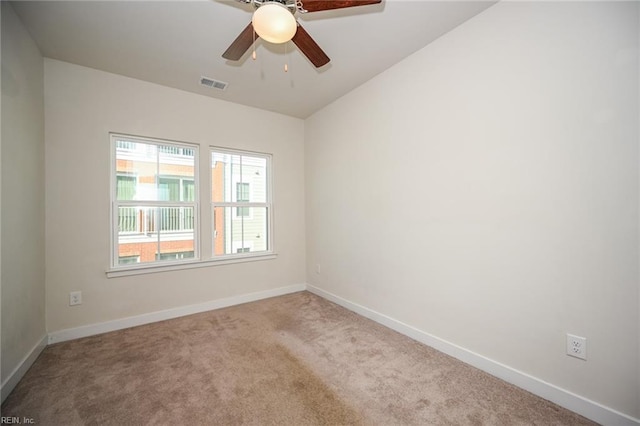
2, 291, 596, 425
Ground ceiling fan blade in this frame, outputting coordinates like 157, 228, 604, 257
297, 0, 381, 13
291, 24, 330, 68
222, 22, 255, 61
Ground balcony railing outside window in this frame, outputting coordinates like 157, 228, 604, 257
118, 206, 195, 234
116, 140, 194, 158
158, 145, 195, 157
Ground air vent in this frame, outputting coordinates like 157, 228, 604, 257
200, 76, 228, 91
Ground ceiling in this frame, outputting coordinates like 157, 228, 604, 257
10, 0, 496, 118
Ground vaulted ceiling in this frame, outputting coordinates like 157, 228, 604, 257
11, 0, 495, 118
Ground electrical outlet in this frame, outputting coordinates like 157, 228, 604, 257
566, 334, 587, 360
69, 291, 82, 306
316, 264, 321, 274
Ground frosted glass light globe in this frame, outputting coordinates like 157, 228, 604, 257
252, 3, 297, 44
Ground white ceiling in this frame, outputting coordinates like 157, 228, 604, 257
11, 0, 495, 118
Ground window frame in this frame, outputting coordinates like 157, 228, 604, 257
109, 133, 200, 271
107, 136, 277, 278
210, 146, 274, 261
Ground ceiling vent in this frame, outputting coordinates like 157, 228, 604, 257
200, 76, 228, 91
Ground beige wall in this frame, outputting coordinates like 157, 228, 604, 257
305, 1, 639, 418
1, 2, 46, 384
44, 59, 305, 332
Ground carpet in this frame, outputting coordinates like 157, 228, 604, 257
2, 291, 596, 425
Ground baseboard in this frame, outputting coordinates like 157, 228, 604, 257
306, 284, 640, 426
1, 334, 48, 403
48, 284, 306, 344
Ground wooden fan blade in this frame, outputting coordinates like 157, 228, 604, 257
291, 24, 330, 68
222, 22, 255, 61
297, 0, 381, 13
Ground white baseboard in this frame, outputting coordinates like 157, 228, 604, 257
1, 334, 48, 403
306, 284, 640, 426
48, 284, 306, 344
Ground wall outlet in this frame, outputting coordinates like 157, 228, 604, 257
566, 334, 587, 360
69, 291, 82, 306
316, 264, 321, 274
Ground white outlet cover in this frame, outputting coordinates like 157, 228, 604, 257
566, 334, 587, 360
69, 291, 82, 306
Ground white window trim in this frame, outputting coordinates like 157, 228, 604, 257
106, 254, 277, 278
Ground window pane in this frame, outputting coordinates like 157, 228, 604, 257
115, 140, 157, 201
211, 151, 266, 203
116, 139, 196, 202
213, 206, 268, 255
117, 205, 195, 265
243, 155, 267, 203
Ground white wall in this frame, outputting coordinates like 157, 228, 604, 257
44, 59, 305, 333
305, 1, 639, 419
1, 1, 46, 389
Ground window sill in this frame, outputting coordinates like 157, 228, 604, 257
106, 253, 277, 278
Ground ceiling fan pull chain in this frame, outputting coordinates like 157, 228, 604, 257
284, 42, 289, 72
252, 27, 257, 60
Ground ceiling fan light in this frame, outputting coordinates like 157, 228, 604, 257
252, 3, 297, 44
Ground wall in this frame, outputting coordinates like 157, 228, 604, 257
305, 1, 639, 420
44, 59, 305, 333
1, 1, 47, 394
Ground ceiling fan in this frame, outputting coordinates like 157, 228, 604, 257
222, 0, 382, 68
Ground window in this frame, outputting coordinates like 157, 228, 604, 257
109, 135, 275, 275
111, 134, 198, 268
211, 148, 272, 257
